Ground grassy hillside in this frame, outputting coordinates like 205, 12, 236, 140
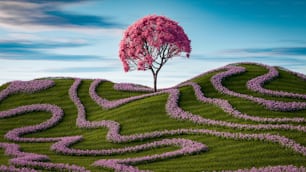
0, 62, 305, 171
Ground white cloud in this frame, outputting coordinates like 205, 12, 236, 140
0, 0, 124, 36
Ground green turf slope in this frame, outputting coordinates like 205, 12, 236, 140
0, 63, 305, 171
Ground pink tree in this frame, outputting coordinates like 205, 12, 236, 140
119, 15, 191, 92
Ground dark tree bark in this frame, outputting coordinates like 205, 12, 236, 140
153, 73, 157, 92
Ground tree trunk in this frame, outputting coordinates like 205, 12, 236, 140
153, 73, 157, 92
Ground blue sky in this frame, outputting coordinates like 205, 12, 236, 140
0, 0, 305, 88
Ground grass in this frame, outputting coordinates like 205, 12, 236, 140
0, 63, 305, 171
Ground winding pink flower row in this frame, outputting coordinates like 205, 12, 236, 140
246, 63, 306, 99
92, 139, 205, 172
67, 78, 207, 171
0, 165, 37, 172
77, 78, 305, 171
226, 165, 306, 172
211, 64, 306, 111
181, 82, 304, 123
0, 104, 64, 143
0, 142, 88, 172
0, 79, 55, 102
89, 79, 167, 110
165, 83, 305, 131
280, 66, 306, 81
114, 82, 154, 92
0, 65, 305, 172
0, 80, 88, 171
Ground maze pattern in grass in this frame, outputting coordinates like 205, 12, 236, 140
0, 63, 305, 171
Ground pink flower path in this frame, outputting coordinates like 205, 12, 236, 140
0, 63, 305, 171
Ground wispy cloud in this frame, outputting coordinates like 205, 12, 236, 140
0, 39, 102, 61
221, 47, 306, 56
0, 40, 89, 49
0, 53, 102, 61
210, 46, 306, 75
0, 0, 123, 31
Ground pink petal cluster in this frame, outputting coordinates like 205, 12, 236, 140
119, 15, 191, 72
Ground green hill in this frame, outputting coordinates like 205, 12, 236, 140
0, 62, 305, 172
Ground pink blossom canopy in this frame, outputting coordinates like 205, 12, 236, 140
119, 15, 191, 72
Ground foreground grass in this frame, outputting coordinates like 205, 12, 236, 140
0, 63, 305, 171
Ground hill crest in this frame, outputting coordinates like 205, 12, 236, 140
0, 62, 305, 172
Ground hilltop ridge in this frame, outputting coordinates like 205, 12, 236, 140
0, 62, 305, 172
